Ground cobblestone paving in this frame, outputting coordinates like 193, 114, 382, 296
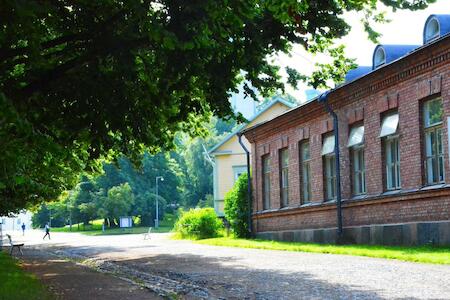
12, 230, 450, 299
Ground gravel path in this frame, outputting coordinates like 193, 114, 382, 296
11, 230, 450, 299
19, 248, 161, 300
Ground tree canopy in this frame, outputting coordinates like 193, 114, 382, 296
0, 0, 436, 214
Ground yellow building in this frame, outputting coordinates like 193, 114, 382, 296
208, 98, 295, 216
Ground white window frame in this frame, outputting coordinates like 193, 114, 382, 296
385, 135, 401, 190
351, 144, 366, 195
322, 134, 337, 201
324, 154, 336, 201
348, 124, 366, 195
262, 155, 271, 210
374, 47, 386, 69
300, 141, 311, 204
279, 148, 289, 207
425, 17, 440, 43
423, 98, 445, 185
233, 166, 247, 182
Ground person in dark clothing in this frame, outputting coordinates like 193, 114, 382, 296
43, 223, 50, 240
21, 223, 25, 236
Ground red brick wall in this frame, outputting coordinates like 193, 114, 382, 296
246, 36, 450, 233
253, 188, 450, 232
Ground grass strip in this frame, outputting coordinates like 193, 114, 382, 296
0, 251, 53, 300
196, 237, 450, 265
52, 218, 174, 235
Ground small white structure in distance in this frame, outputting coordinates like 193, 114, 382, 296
119, 216, 133, 228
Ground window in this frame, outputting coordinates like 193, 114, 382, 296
322, 135, 336, 200
300, 141, 311, 204
279, 148, 289, 207
425, 17, 440, 43
348, 125, 366, 195
374, 47, 386, 69
233, 166, 247, 182
423, 98, 444, 185
380, 113, 401, 190
262, 155, 271, 210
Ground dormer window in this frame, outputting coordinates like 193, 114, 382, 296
425, 17, 440, 43
374, 47, 386, 69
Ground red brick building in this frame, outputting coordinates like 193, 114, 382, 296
242, 15, 450, 246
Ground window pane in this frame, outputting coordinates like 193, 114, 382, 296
348, 126, 364, 147
280, 149, 289, 207
302, 142, 310, 160
425, 131, 435, 157
385, 137, 401, 190
322, 135, 335, 156
325, 155, 336, 200
352, 147, 366, 194
425, 99, 443, 127
380, 113, 399, 137
302, 162, 311, 203
262, 156, 271, 209
300, 141, 311, 204
281, 148, 289, 167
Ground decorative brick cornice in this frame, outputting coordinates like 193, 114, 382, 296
244, 36, 450, 142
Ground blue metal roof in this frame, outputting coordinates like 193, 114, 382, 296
345, 66, 372, 83
423, 14, 450, 44
372, 44, 419, 70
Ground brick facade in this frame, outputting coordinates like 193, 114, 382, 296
244, 36, 450, 241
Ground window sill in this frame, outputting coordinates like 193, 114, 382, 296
381, 189, 402, 196
323, 199, 336, 204
299, 202, 321, 208
349, 194, 368, 201
420, 183, 448, 191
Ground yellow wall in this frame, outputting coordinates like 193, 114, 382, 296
212, 102, 292, 216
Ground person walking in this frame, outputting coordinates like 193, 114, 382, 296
21, 223, 25, 236
43, 223, 50, 240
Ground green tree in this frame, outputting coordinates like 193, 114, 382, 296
1, 0, 435, 214
71, 176, 98, 225
224, 173, 250, 238
100, 183, 134, 227
132, 192, 166, 226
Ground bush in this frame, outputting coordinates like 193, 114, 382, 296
174, 208, 223, 239
224, 173, 250, 238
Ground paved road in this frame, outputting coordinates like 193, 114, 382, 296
8, 230, 450, 299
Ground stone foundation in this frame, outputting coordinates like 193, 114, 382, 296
255, 220, 450, 246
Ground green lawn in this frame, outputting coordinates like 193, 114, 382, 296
52, 216, 174, 236
0, 251, 53, 300
197, 237, 450, 265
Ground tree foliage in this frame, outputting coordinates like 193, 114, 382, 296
174, 208, 223, 239
0, 0, 436, 214
224, 173, 250, 238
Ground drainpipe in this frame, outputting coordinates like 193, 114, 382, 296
237, 132, 253, 236
318, 91, 343, 239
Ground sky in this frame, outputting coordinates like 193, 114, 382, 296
278, 0, 449, 102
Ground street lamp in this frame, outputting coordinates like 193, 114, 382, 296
155, 176, 164, 228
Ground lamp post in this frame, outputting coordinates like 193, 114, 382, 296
155, 176, 164, 228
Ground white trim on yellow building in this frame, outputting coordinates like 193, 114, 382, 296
209, 98, 295, 216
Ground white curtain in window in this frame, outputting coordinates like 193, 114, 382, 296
321, 135, 335, 156
348, 126, 364, 147
380, 114, 399, 137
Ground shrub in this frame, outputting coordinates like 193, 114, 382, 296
174, 207, 223, 239
224, 172, 250, 238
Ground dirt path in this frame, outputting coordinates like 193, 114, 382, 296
19, 248, 161, 300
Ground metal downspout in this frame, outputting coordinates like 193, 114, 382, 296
237, 132, 253, 236
318, 91, 343, 239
